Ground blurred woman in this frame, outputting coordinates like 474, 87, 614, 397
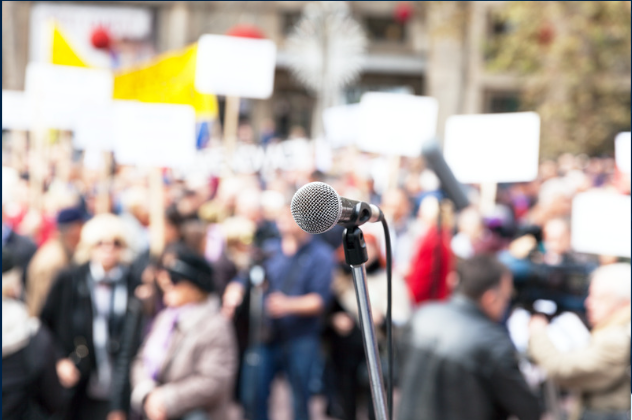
40, 213, 138, 420
2, 248, 66, 420
130, 246, 237, 420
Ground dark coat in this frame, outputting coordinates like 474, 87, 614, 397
4, 229, 37, 286
2, 325, 66, 420
40, 262, 140, 418
398, 295, 541, 420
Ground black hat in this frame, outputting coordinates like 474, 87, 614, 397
164, 247, 215, 293
56, 207, 85, 225
2, 248, 15, 274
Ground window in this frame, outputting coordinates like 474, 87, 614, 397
484, 90, 521, 113
364, 16, 405, 43
282, 12, 302, 36
484, 12, 512, 62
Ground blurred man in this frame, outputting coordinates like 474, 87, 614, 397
222, 205, 334, 420
542, 218, 573, 265
529, 263, 631, 420
26, 207, 84, 316
399, 255, 541, 420
380, 188, 414, 275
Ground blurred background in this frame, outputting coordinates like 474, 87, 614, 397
1, 2, 631, 420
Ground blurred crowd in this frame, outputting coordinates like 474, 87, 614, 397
2, 126, 631, 420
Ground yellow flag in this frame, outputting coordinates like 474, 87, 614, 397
113, 44, 218, 119
51, 24, 89, 68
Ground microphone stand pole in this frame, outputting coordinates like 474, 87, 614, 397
343, 226, 389, 420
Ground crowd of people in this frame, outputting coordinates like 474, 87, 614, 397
2, 126, 631, 420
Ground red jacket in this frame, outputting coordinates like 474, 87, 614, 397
406, 225, 453, 305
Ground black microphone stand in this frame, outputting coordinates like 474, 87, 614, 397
342, 226, 389, 420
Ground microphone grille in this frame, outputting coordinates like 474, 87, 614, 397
291, 182, 342, 234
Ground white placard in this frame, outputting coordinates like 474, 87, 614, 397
357, 92, 438, 157
113, 102, 196, 168
24, 63, 113, 130
444, 112, 540, 184
323, 104, 360, 148
74, 104, 116, 151
25, 62, 113, 102
2, 90, 32, 131
571, 191, 631, 258
615, 132, 631, 174
195, 34, 277, 99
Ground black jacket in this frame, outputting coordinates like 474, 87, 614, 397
2, 325, 66, 419
398, 295, 541, 420
4, 229, 37, 286
40, 262, 139, 416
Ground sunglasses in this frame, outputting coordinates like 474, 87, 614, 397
96, 239, 123, 248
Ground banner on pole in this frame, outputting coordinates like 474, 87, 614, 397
113, 44, 218, 119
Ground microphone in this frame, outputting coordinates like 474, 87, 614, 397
421, 141, 470, 211
291, 182, 383, 234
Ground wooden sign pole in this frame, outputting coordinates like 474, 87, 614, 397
387, 155, 401, 190
10, 130, 28, 175
480, 182, 497, 216
95, 151, 112, 214
148, 167, 166, 259
29, 129, 46, 213
56, 130, 73, 184
223, 95, 240, 173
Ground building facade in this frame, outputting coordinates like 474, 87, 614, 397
3, 1, 533, 141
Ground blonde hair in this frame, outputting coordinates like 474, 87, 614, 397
74, 214, 133, 265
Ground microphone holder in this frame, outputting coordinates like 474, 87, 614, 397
342, 226, 389, 420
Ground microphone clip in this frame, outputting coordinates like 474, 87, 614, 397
343, 226, 369, 266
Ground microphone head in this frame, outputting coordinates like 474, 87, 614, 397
291, 182, 342, 234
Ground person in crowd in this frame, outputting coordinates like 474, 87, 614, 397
222, 203, 335, 420
40, 213, 138, 420
451, 206, 505, 260
2, 205, 37, 289
2, 248, 67, 420
118, 186, 151, 256
129, 205, 185, 309
26, 206, 84, 316
406, 196, 454, 306
130, 246, 237, 420
398, 254, 541, 420
324, 233, 411, 420
528, 263, 631, 420
380, 188, 414, 276
539, 217, 593, 267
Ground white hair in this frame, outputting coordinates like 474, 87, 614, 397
74, 213, 133, 265
592, 263, 631, 301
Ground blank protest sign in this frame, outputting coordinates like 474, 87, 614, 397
113, 101, 196, 169
357, 92, 438, 157
195, 34, 276, 99
2, 90, 32, 131
24, 63, 113, 130
571, 191, 631, 258
323, 104, 360, 148
444, 112, 540, 184
74, 103, 116, 151
615, 132, 630, 174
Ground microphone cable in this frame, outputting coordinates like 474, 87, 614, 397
381, 217, 393, 420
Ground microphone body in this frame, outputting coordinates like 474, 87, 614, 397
291, 182, 383, 234
422, 141, 470, 211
